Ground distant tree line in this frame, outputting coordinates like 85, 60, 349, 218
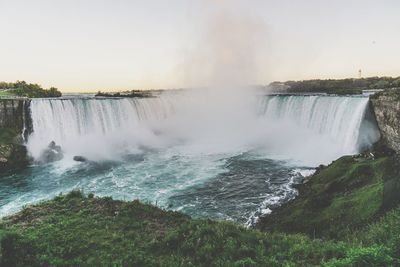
95, 90, 153, 98
269, 76, 400, 94
0, 81, 62, 98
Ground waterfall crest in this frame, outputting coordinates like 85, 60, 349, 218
27, 94, 380, 165
27, 97, 175, 160
257, 95, 380, 155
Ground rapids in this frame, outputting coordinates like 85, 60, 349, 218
0, 93, 380, 225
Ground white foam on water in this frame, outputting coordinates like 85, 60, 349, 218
0, 93, 380, 223
27, 94, 379, 166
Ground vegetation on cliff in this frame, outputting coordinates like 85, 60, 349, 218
0, 190, 397, 266
0, 128, 19, 144
371, 88, 400, 100
257, 155, 400, 239
269, 76, 400, 95
0, 128, 28, 172
0, 81, 61, 98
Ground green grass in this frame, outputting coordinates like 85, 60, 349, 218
0, 191, 397, 266
257, 156, 396, 238
1, 155, 399, 266
350, 206, 400, 259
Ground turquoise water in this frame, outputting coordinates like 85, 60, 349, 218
0, 150, 306, 226
0, 94, 379, 225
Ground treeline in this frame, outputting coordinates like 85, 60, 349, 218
95, 90, 153, 98
270, 76, 400, 94
0, 81, 62, 98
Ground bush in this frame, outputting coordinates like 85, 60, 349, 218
0, 232, 39, 266
324, 246, 395, 267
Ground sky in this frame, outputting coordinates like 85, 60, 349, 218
0, 0, 400, 92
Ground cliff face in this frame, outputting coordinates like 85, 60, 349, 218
370, 89, 400, 153
0, 99, 31, 136
0, 99, 31, 172
0, 143, 28, 171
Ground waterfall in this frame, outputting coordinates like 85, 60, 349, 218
257, 95, 380, 155
27, 94, 380, 165
27, 97, 176, 160
2, 94, 382, 220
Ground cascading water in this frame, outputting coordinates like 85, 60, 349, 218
27, 94, 379, 164
256, 95, 380, 160
27, 97, 176, 161
0, 93, 380, 226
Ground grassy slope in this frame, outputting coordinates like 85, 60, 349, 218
257, 155, 400, 240
0, 191, 396, 267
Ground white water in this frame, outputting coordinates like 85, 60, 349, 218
27, 97, 176, 161
27, 93, 380, 166
0, 93, 380, 223
256, 95, 380, 164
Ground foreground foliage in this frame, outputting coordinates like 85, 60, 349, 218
0, 191, 398, 266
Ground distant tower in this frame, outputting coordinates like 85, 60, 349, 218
358, 69, 362, 79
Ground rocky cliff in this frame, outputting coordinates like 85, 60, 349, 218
0, 99, 31, 172
0, 99, 31, 137
370, 89, 400, 153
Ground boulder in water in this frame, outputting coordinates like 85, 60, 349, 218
73, 156, 87, 162
39, 141, 63, 163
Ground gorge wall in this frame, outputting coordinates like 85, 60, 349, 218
370, 89, 400, 153
0, 99, 31, 171
0, 99, 28, 130
1, 92, 400, 172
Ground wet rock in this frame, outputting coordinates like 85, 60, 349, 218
123, 153, 145, 162
39, 141, 63, 163
73, 156, 87, 162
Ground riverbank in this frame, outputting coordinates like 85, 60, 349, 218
0, 190, 397, 266
256, 154, 400, 238
1, 89, 399, 265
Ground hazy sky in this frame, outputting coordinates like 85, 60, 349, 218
1, 0, 400, 92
